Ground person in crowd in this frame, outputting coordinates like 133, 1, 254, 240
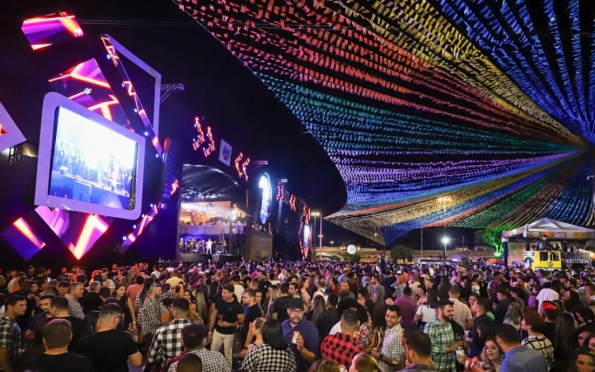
166, 323, 229, 372
175, 353, 202, 372
80, 281, 103, 314
21, 319, 94, 372
494, 288, 512, 324
395, 287, 417, 329
371, 275, 385, 310
448, 285, 473, 331
503, 302, 522, 330
315, 293, 340, 342
48, 296, 85, 349
147, 297, 193, 370
281, 298, 320, 372
414, 292, 437, 331
242, 319, 297, 372
113, 284, 136, 329
321, 309, 362, 369
241, 317, 266, 358
0, 295, 26, 372
308, 359, 341, 372
572, 347, 595, 372
424, 299, 461, 372
126, 275, 145, 314
64, 282, 85, 320
209, 283, 244, 367
25, 294, 54, 341
75, 303, 142, 372
349, 352, 380, 372
271, 282, 292, 323
307, 295, 327, 323
469, 298, 494, 357
521, 309, 554, 371
242, 288, 263, 351
401, 330, 435, 372
370, 304, 405, 372
138, 283, 181, 356
496, 324, 547, 372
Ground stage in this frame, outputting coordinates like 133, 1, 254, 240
173, 253, 240, 265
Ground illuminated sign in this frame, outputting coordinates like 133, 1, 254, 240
259, 173, 272, 225
192, 116, 216, 157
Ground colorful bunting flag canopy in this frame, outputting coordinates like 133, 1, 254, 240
177, 0, 595, 245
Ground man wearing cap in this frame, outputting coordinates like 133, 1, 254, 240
281, 297, 320, 372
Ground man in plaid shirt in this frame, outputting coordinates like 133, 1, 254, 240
138, 283, 182, 359
167, 323, 230, 372
147, 298, 192, 369
64, 282, 85, 320
370, 305, 405, 372
321, 309, 362, 369
0, 295, 27, 372
424, 300, 463, 372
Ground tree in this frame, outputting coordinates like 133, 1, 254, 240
475, 229, 505, 256
390, 245, 413, 260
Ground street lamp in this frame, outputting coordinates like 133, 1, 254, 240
441, 236, 450, 265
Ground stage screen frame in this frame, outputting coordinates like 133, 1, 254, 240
35, 92, 146, 220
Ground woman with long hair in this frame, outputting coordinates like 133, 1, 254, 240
267, 285, 280, 317
458, 336, 503, 372
563, 290, 582, 312
240, 317, 266, 358
240, 319, 296, 372
573, 305, 595, 327
183, 289, 202, 323
503, 302, 522, 330
414, 292, 437, 331
355, 303, 373, 352
194, 286, 209, 322
415, 286, 428, 306
307, 295, 326, 323
552, 312, 577, 372
308, 360, 340, 372
135, 277, 154, 311
349, 352, 380, 372
112, 284, 136, 330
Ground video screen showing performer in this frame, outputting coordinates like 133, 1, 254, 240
49, 107, 138, 209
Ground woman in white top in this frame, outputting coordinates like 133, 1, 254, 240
414, 292, 437, 331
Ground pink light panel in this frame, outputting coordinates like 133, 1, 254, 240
21, 12, 83, 51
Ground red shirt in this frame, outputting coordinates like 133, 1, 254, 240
320, 332, 362, 369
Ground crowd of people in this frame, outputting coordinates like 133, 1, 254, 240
1, 258, 595, 372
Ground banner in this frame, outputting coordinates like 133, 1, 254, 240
219, 139, 232, 166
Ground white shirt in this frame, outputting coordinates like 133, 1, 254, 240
536, 288, 559, 312
329, 321, 341, 335
234, 284, 245, 301
415, 304, 437, 323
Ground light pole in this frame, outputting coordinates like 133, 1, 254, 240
441, 236, 450, 265
312, 211, 320, 260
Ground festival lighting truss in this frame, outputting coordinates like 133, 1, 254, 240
178, 0, 595, 244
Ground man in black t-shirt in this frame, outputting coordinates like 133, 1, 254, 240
241, 289, 262, 350
271, 282, 291, 324
49, 296, 85, 350
21, 318, 94, 372
75, 303, 142, 372
209, 284, 244, 367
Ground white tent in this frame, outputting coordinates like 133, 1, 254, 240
502, 218, 593, 240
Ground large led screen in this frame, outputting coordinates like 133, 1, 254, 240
35, 93, 145, 220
